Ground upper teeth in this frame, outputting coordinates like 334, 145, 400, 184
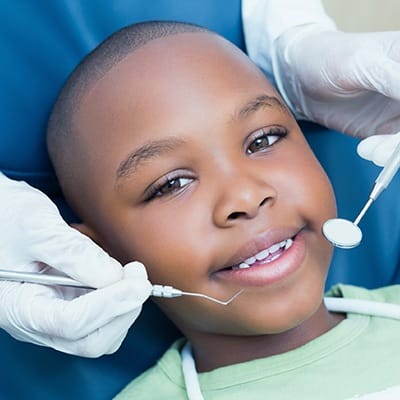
236, 238, 293, 269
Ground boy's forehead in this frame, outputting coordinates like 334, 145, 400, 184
79, 32, 276, 117
75, 32, 279, 163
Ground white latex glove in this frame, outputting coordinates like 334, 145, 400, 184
273, 26, 400, 138
0, 173, 152, 357
357, 132, 400, 167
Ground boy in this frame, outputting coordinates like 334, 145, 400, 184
47, 21, 400, 399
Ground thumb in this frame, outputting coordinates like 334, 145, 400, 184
123, 261, 153, 296
357, 132, 400, 167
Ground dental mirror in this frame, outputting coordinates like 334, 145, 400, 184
323, 140, 400, 249
322, 218, 362, 249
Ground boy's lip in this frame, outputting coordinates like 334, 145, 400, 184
211, 227, 306, 286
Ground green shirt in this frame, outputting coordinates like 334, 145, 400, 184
116, 285, 400, 399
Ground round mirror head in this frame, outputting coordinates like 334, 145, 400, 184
322, 218, 362, 249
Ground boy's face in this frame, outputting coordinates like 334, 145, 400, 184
74, 33, 336, 339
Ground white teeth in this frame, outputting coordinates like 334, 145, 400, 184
268, 253, 281, 263
284, 238, 293, 250
255, 249, 269, 260
245, 256, 256, 265
233, 237, 294, 270
268, 243, 281, 253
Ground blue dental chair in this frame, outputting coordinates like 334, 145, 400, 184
1, 1, 399, 398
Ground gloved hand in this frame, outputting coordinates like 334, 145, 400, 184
0, 173, 152, 357
273, 26, 400, 138
357, 132, 400, 166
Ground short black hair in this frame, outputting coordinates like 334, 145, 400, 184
47, 20, 211, 211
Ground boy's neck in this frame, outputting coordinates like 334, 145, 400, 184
185, 304, 345, 373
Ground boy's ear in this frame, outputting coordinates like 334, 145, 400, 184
70, 223, 102, 246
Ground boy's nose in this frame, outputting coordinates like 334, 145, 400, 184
212, 169, 276, 227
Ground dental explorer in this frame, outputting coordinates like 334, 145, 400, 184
0, 269, 243, 306
323, 140, 400, 249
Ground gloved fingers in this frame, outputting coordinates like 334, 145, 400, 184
357, 132, 400, 166
123, 260, 149, 279
11, 308, 142, 357
0, 280, 59, 342
360, 58, 400, 101
270, 27, 400, 137
75, 311, 141, 357
49, 308, 142, 357
28, 223, 124, 288
22, 263, 151, 339
0, 174, 124, 288
373, 105, 400, 136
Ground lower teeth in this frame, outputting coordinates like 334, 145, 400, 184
266, 253, 282, 263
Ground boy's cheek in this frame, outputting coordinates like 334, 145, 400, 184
284, 150, 336, 216
100, 221, 206, 284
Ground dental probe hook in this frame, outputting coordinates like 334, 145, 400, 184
151, 285, 244, 306
0, 270, 244, 306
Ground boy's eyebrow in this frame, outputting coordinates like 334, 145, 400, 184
115, 95, 286, 181
234, 94, 288, 120
116, 137, 185, 180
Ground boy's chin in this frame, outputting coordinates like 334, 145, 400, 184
237, 296, 327, 337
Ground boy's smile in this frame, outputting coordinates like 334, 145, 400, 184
72, 32, 340, 370
213, 228, 305, 287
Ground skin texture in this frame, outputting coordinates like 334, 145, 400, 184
68, 32, 343, 372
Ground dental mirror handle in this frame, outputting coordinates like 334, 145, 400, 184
370, 141, 400, 200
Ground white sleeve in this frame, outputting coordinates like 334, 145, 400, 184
241, 0, 336, 86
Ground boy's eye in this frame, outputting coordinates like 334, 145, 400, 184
246, 127, 287, 154
146, 176, 193, 201
158, 178, 191, 195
